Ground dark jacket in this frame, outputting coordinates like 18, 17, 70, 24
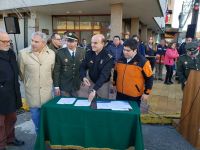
107, 43, 123, 62
0, 49, 22, 114
177, 53, 200, 88
178, 42, 186, 56
156, 44, 167, 56
48, 43, 60, 54
80, 48, 114, 91
138, 42, 146, 57
53, 47, 85, 92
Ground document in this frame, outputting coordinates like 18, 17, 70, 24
74, 99, 91, 106
96, 100, 132, 111
110, 101, 132, 110
57, 98, 76, 104
97, 101, 111, 109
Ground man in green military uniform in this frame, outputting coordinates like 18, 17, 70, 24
177, 42, 200, 89
53, 32, 85, 96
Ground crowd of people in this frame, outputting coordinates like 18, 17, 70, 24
0, 28, 200, 150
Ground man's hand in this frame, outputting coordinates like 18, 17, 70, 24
141, 94, 149, 102
88, 90, 96, 102
83, 77, 91, 86
55, 88, 61, 96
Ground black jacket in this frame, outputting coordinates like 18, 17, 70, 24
0, 49, 22, 114
80, 48, 113, 91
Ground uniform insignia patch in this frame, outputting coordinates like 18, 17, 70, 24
133, 62, 138, 65
100, 59, 104, 64
90, 60, 93, 64
108, 54, 112, 58
64, 58, 68, 62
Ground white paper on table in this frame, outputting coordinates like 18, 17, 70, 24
111, 108, 130, 111
57, 98, 76, 104
74, 99, 91, 106
110, 101, 132, 110
97, 101, 111, 109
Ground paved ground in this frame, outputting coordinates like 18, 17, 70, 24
5, 112, 195, 150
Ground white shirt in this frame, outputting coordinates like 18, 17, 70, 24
68, 49, 76, 57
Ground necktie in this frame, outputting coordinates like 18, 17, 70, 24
72, 52, 75, 60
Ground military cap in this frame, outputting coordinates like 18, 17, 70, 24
66, 32, 78, 41
185, 42, 198, 51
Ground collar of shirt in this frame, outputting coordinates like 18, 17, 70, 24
127, 57, 133, 63
68, 49, 76, 56
126, 53, 138, 63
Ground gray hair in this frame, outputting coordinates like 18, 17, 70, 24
31, 31, 47, 43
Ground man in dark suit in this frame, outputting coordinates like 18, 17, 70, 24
0, 30, 24, 150
53, 32, 85, 97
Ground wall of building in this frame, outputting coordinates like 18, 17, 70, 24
38, 13, 52, 38
0, 18, 24, 52
0, 0, 86, 11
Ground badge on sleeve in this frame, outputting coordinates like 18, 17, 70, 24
64, 58, 68, 62
100, 59, 104, 64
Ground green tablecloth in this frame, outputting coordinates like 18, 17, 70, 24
35, 97, 144, 150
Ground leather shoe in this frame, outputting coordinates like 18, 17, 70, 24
7, 139, 25, 146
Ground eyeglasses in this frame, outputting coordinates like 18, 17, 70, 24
0, 40, 11, 44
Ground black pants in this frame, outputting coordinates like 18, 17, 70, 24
116, 92, 141, 107
165, 65, 173, 82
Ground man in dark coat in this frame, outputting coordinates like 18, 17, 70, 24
47, 33, 62, 54
0, 30, 24, 150
80, 34, 114, 101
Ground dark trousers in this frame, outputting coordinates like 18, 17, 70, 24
0, 112, 16, 149
165, 65, 173, 82
116, 92, 141, 107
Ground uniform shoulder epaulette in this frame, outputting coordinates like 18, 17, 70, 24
107, 53, 113, 59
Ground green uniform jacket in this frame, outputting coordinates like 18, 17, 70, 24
53, 47, 85, 92
177, 53, 200, 86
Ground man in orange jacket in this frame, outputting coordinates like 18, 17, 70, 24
114, 38, 153, 106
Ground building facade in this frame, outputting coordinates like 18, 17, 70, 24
0, 0, 167, 51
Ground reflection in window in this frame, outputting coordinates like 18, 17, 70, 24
53, 17, 66, 29
67, 21, 74, 30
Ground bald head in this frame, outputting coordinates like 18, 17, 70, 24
91, 34, 105, 54
0, 30, 11, 51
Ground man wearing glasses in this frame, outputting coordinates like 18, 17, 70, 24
48, 33, 62, 53
53, 32, 85, 97
114, 38, 153, 107
0, 30, 24, 150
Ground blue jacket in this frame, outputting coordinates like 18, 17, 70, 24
156, 44, 167, 56
107, 43, 123, 62
138, 42, 146, 56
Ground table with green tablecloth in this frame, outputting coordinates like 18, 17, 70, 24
35, 97, 144, 150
